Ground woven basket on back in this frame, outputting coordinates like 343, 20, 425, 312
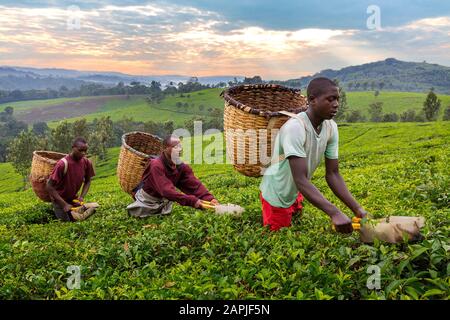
222, 84, 308, 177
30, 150, 67, 202
117, 131, 163, 195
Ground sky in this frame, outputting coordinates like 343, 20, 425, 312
0, 0, 449, 80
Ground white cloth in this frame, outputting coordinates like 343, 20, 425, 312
127, 188, 173, 218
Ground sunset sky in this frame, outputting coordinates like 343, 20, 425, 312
1, 0, 449, 80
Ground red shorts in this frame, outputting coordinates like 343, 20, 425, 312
260, 192, 304, 231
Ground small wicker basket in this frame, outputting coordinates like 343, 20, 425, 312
117, 131, 163, 195
222, 84, 307, 177
30, 151, 67, 202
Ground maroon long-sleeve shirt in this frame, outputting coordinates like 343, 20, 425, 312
141, 153, 215, 208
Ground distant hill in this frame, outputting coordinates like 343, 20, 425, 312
277, 58, 450, 94
0, 66, 243, 91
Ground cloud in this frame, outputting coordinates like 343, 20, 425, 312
0, 3, 449, 79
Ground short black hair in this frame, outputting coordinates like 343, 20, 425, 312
72, 137, 87, 147
306, 77, 337, 101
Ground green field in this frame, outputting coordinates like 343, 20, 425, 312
1, 89, 449, 128
346, 91, 450, 117
0, 121, 448, 299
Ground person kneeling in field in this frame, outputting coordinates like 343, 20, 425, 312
46, 137, 97, 222
127, 135, 219, 217
260, 77, 368, 233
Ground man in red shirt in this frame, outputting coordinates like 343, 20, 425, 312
127, 135, 218, 218
46, 137, 96, 222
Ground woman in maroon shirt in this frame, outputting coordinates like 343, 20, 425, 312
127, 136, 218, 218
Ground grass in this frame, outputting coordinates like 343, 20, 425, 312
346, 91, 450, 117
0, 162, 23, 193
0, 121, 448, 299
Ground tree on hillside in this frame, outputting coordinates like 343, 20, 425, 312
333, 79, 347, 122
368, 101, 383, 122
423, 89, 441, 121
346, 110, 366, 123
374, 90, 380, 97
242, 76, 263, 84
89, 116, 114, 160
400, 109, 416, 122
443, 106, 450, 121
0, 106, 14, 122
379, 82, 385, 91
50, 121, 73, 153
163, 121, 174, 137
0, 108, 28, 162
382, 113, 399, 122
72, 119, 89, 140
32, 122, 49, 137
7, 130, 39, 189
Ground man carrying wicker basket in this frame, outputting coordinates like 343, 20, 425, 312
260, 77, 368, 233
46, 137, 96, 222
127, 135, 219, 218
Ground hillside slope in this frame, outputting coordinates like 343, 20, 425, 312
279, 58, 450, 94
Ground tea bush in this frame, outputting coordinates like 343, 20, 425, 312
0, 122, 448, 299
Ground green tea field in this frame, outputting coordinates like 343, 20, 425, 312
0, 121, 449, 299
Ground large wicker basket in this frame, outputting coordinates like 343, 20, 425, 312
222, 84, 308, 177
117, 131, 163, 195
30, 151, 67, 202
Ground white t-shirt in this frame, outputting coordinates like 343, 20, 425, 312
259, 112, 339, 208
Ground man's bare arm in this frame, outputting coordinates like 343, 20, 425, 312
78, 177, 92, 201
288, 156, 353, 233
325, 158, 367, 218
46, 179, 72, 212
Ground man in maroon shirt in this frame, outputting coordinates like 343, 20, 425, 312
46, 137, 96, 222
127, 135, 219, 218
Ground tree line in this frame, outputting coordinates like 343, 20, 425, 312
3, 109, 224, 188
0, 78, 229, 104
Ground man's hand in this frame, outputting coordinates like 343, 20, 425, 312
331, 211, 353, 234
210, 199, 219, 206
63, 203, 73, 213
354, 207, 369, 219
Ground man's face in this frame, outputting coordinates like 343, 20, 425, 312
72, 143, 88, 160
309, 86, 340, 120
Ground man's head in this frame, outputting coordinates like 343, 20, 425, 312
71, 137, 88, 161
163, 135, 182, 165
306, 77, 339, 120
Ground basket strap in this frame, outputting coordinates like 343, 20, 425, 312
280, 110, 333, 143
262, 111, 307, 169
278, 110, 307, 127
62, 158, 68, 176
